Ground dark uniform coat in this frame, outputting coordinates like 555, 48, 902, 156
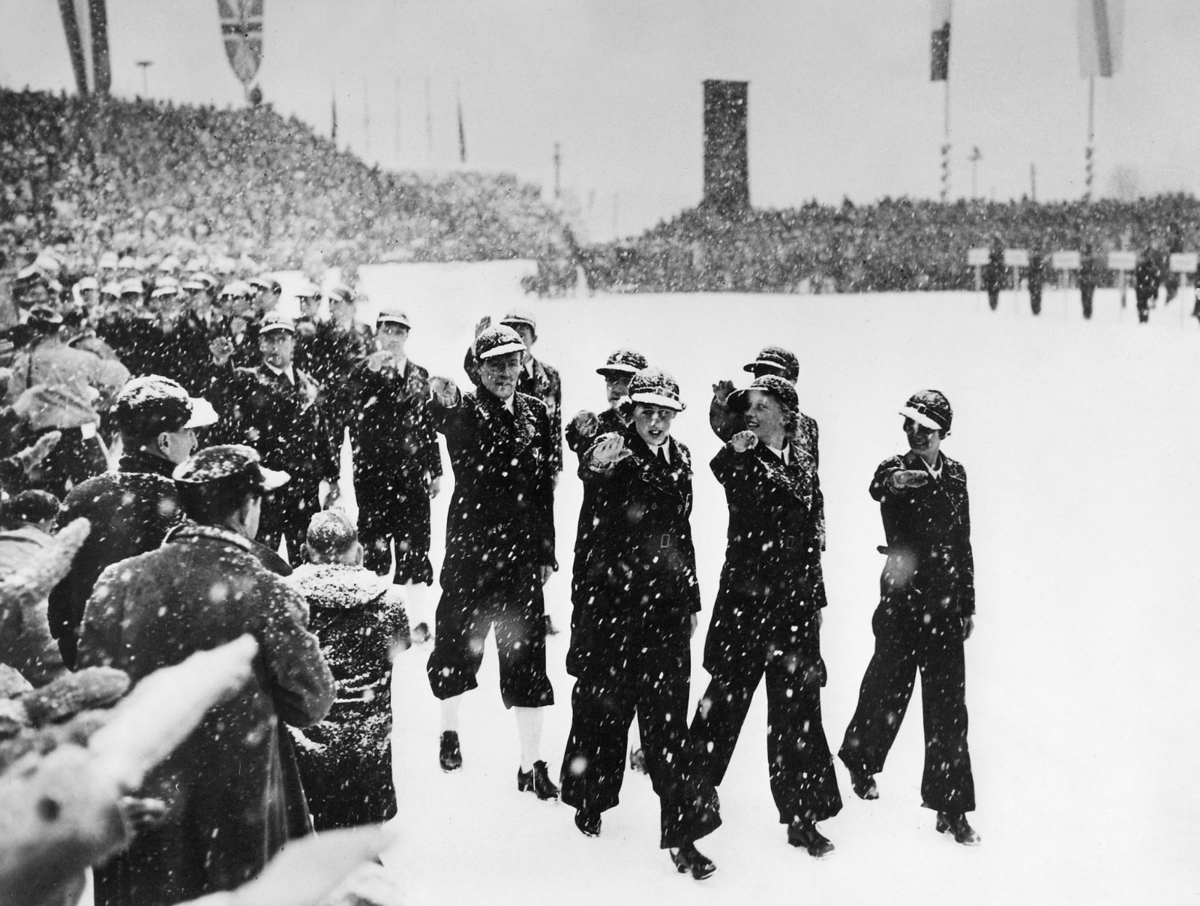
425, 387, 556, 708
78, 523, 335, 906
691, 440, 841, 826
48, 450, 184, 669
207, 363, 340, 561
345, 357, 441, 584
286, 563, 409, 830
561, 426, 719, 849
840, 449, 976, 814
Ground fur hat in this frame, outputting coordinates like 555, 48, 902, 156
628, 367, 685, 411
728, 374, 798, 418
899, 389, 952, 433
474, 325, 526, 360
173, 444, 289, 491
597, 349, 647, 377
743, 345, 800, 383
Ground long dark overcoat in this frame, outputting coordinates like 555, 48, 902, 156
345, 357, 441, 583
77, 523, 334, 906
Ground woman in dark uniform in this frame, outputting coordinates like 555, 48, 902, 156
689, 375, 842, 857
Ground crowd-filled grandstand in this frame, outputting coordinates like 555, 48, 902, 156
577, 195, 1200, 295
0, 88, 569, 283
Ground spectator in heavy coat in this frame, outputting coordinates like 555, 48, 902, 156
207, 312, 341, 562
839, 390, 980, 846
689, 375, 842, 858
425, 325, 559, 797
4, 306, 129, 498
564, 348, 647, 635
77, 444, 335, 905
48, 376, 217, 668
344, 308, 440, 639
561, 367, 720, 881
286, 510, 409, 831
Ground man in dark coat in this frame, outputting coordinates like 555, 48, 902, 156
426, 325, 559, 796
207, 313, 341, 562
77, 444, 335, 905
982, 236, 1006, 311
839, 390, 980, 846
1078, 244, 1099, 320
689, 375, 842, 858
1134, 248, 1161, 324
300, 283, 373, 445
561, 367, 720, 880
1027, 247, 1045, 316
48, 375, 218, 668
344, 309, 440, 600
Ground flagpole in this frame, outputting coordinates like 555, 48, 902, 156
941, 77, 950, 202
1085, 75, 1095, 203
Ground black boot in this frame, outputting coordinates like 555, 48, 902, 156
517, 760, 560, 800
670, 842, 716, 880
787, 819, 835, 858
936, 811, 981, 845
439, 731, 462, 772
848, 767, 878, 800
574, 807, 602, 837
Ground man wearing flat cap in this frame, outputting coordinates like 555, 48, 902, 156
48, 375, 218, 667
426, 324, 559, 796
344, 308, 441, 637
79, 444, 334, 905
207, 312, 341, 563
839, 389, 980, 846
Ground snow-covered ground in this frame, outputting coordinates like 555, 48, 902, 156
338, 268, 1200, 905
96, 268, 1200, 905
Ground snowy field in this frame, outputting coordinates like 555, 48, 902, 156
101, 266, 1200, 905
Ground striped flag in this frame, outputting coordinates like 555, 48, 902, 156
930, 0, 951, 81
57, 0, 110, 95
331, 92, 338, 141
217, 0, 264, 88
1078, 0, 1123, 78
457, 90, 467, 164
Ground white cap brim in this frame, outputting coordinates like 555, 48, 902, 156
630, 391, 685, 411
478, 340, 526, 360
260, 466, 291, 492
185, 397, 220, 429
899, 405, 942, 430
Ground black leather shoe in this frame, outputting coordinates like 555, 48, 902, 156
670, 842, 716, 880
517, 760, 560, 800
439, 731, 462, 772
848, 767, 879, 800
574, 808, 602, 837
788, 820, 835, 858
936, 811, 981, 845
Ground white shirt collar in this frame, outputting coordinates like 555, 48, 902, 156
265, 363, 296, 384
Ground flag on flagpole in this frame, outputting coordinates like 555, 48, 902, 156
930, 0, 952, 81
217, 0, 264, 89
331, 92, 338, 141
1078, 0, 1123, 78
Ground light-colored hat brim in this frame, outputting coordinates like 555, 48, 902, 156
899, 405, 943, 430
259, 466, 290, 492
478, 340, 526, 360
630, 391, 685, 411
184, 397, 220, 430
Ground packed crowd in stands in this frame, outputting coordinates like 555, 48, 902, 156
0, 87, 569, 284
578, 195, 1200, 295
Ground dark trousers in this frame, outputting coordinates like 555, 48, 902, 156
259, 482, 320, 564
1136, 290, 1153, 323
560, 620, 720, 849
1081, 286, 1094, 319
358, 481, 433, 585
691, 636, 842, 826
426, 574, 553, 709
839, 601, 975, 813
